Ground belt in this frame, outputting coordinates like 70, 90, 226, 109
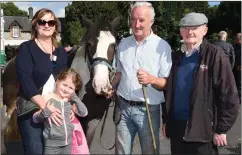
119, 96, 144, 106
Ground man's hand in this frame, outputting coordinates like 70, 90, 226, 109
137, 68, 153, 85
161, 123, 169, 140
213, 133, 227, 146
101, 86, 115, 99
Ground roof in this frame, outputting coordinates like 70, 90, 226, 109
4, 16, 64, 32
4, 16, 32, 32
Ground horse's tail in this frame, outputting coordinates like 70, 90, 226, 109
4, 100, 21, 142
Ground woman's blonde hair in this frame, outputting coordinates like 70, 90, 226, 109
31, 8, 60, 47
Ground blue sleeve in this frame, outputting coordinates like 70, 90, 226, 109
53, 47, 68, 77
16, 42, 39, 99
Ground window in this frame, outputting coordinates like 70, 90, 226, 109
12, 26, 19, 38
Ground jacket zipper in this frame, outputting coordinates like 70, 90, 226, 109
61, 101, 68, 145
183, 50, 203, 141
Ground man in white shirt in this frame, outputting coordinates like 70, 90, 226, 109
112, 2, 172, 154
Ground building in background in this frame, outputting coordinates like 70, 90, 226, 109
3, 7, 64, 46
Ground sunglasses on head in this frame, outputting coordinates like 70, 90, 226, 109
37, 20, 56, 27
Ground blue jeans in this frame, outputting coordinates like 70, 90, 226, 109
17, 111, 44, 155
115, 97, 160, 154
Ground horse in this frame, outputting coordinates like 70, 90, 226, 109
70, 14, 121, 146
1, 14, 121, 151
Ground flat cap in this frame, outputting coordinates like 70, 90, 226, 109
179, 12, 208, 27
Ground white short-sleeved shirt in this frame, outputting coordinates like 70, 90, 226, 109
116, 32, 172, 105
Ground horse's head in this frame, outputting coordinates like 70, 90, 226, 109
81, 15, 121, 95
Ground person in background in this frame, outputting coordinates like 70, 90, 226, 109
162, 12, 240, 155
233, 33, 241, 99
213, 31, 235, 68
112, 2, 172, 154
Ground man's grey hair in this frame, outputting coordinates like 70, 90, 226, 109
131, 2, 155, 20
218, 31, 227, 39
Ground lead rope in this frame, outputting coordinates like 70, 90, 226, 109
99, 96, 116, 150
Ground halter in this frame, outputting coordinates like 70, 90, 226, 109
85, 43, 117, 81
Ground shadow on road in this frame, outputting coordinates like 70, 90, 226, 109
225, 142, 241, 155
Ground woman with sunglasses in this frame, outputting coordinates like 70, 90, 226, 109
15, 8, 69, 155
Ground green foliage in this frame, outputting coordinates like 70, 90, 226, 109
57, 41, 62, 47
63, 1, 241, 50
62, 20, 85, 46
62, 1, 131, 45
152, 1, 209, 49
208, 32, 218, 42
0, 2, 28, 16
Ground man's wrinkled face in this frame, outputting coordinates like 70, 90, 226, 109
180, 25, 208, 45
131, 6, 153, 40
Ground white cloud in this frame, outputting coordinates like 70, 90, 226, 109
14, 2, 33, 14
56, 8, 65, 18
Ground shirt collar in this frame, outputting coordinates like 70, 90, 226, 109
181, 40, 202, 57
131, 30, 154, 44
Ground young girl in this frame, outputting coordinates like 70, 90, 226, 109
32, 68, 88, 154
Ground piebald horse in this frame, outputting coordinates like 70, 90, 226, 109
71, 15, 121, 146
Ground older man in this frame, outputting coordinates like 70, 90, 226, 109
162, 12, 240, 155
112, 1, 172, 154
213, 31, 235, 68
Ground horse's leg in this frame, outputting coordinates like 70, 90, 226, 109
79, 83, 111, 147
79, 115, 103, 147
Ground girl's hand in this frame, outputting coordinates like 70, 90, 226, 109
70, 110, 75, 121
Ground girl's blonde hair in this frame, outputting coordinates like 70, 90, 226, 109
31, 8, 60, 47
56, 69, 82, 91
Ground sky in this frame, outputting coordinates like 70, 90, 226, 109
13, 1, 221, 18
14, 2, 72, 17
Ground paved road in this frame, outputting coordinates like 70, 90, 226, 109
4, 106, 241, 155
89, 106, 241, 154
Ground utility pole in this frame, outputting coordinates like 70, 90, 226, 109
0, 8, 5, 68
128, 1, 133, 35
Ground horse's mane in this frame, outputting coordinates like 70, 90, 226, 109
80, 16, 116, 45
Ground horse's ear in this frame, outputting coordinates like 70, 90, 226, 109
81, 14, 92, 28
110, 15, 122, 29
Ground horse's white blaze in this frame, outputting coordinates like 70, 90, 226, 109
93, 31, 115, 94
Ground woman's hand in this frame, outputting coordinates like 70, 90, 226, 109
46, 101, 63, 126
49, 111, 63, 126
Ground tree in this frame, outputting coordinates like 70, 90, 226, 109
62, 21, 85, 46
0, 2, 28, 16
62, 1, 130, 45
206, 1, 241, 44
152, 1, 209, 49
